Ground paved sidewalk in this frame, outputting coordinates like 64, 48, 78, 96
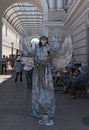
0, 69, 89, 130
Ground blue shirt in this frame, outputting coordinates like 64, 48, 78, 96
74, 74, 86, 86
15, 61, 23, 72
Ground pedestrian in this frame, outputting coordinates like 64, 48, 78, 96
23, 64, 33, 89
15, 56, 23, 82
1, 55, 7, 74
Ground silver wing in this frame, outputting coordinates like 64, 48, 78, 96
51, 35, 73, 69
19, 38, 30, 56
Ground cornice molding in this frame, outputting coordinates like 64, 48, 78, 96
64, 0, 89, 28
43, 21, 64, 27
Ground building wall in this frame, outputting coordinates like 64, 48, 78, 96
2, 21, 20, 57
63, 0, 89, 66
71, 13, 87, 64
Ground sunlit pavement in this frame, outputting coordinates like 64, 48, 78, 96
0, 69, 89, 130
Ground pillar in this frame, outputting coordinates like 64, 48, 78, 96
42, 12, 48, 36
11, 42, 14, 56
49, 0, 54, 10
67, 0, 73, 6
42, 25, 48, 36
0, 20, 2, 60
57, 0, 63, 10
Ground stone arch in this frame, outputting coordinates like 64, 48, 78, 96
0, 0, 48, 18
30, 36, 40, 41
0, 0, 48, 58
0, 0, 48, 37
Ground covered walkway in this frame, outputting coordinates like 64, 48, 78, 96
0, 69, 89, 130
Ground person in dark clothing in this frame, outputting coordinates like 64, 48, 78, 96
23, 64, 33, 89
1, 55, 7, 74
69, 69, 86, 99
15, 56, 23, 82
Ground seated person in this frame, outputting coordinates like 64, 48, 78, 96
69, 69, 86, 99
63, 67, 75, 93
54, 71, 66, 90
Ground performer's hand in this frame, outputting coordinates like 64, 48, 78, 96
47, 50, 50, 56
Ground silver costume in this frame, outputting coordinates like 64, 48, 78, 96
21, 35, 72, 120
31, 44, 56, 118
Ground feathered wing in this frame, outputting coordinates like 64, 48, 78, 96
51, 35, 73, 69
19, 38, 30, 56
19, 38, 35, 66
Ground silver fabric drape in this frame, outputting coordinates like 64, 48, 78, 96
21, 35, 72, 118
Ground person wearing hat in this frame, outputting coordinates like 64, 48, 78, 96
14, 56, 23, 82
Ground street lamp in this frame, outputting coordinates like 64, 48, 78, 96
11, 42, 14, 57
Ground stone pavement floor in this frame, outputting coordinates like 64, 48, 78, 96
0, 69, 89, 130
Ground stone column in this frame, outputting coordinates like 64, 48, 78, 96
42, 13, 48, 36
67, 0, 73, 6
49, 0, 54, 10
42, 25, 48, 36
11, 42, 14, 56
0, 20, 2, 60
57, 0, 63, 10
66, 0, 73, 9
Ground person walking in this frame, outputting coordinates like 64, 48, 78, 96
15, 56, 23, 82
23, 64, 33, 89
1, 55, 7, 74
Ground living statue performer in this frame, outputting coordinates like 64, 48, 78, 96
21, 35, 72, 126
31, 36, 56, 122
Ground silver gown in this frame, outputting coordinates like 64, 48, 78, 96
31, 44, 56, 118
21, 35, 72, 119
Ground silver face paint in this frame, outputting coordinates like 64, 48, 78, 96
41, 39, 47, 45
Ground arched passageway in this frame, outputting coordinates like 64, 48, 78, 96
0, 0, 48, 58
